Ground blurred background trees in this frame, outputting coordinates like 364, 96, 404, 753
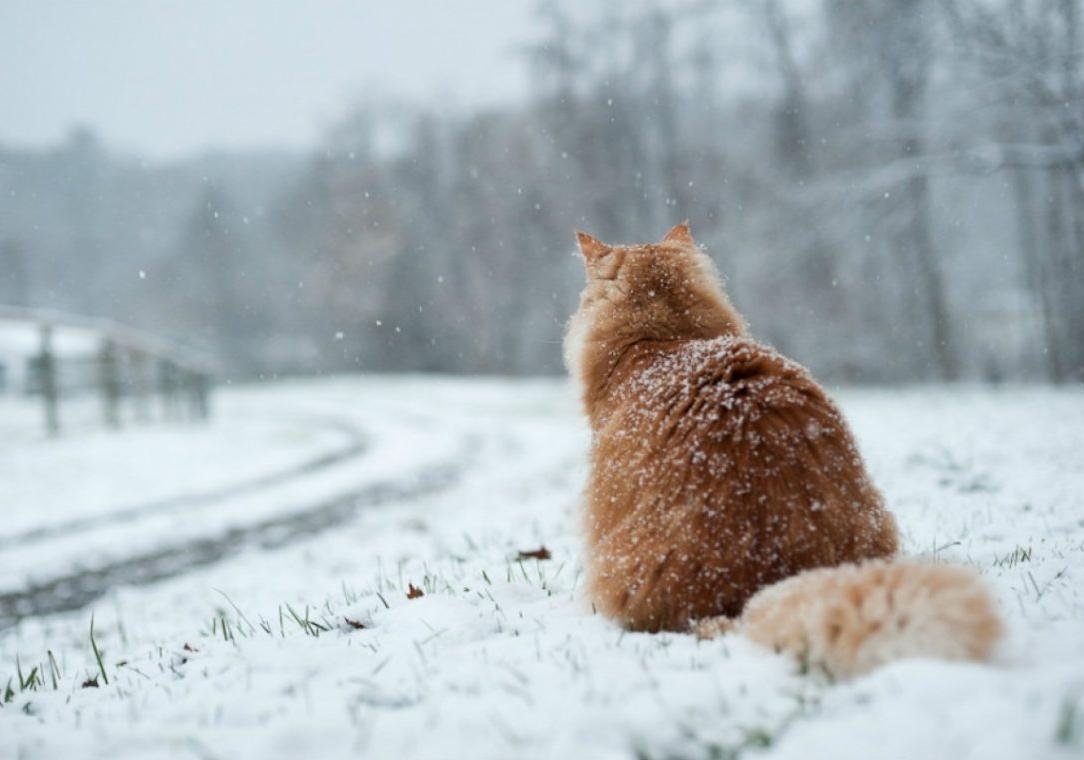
0, 0, 1080, 383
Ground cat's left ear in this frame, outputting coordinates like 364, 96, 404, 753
575, 230, 609, 262
661, 220, 695, 246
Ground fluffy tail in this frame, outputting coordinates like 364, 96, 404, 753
695, 559, 1003, 679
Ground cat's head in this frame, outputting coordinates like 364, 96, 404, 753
563, 221, 745, 384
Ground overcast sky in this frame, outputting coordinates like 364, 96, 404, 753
1, 1, 533, 159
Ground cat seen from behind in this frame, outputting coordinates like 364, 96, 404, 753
564, 222, 1001, 678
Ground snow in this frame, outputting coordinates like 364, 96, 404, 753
1, 377, 1082, 759
0, 395, 357, 542
0, 319, 100, 358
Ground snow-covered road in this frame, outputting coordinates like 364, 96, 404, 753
1, 377, 1082, 759
0, 380, 480, 624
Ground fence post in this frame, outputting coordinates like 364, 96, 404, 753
158, 359, 179, 420
98, 337, 121, 428
38, 323, 59, 436
130, 348, 151, 422
187, 371, 211, 421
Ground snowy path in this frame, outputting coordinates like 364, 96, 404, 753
0, 381, 476, 624
0, 447, 469, 627
0, 397, 357, 539
0, 415, 366, 551
1, 378, 1083, 760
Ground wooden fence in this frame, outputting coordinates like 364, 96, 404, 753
0, 306, 216, 435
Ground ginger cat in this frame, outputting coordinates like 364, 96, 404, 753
565, 222, 1001, 677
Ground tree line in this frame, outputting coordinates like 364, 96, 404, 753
1, 0, 1081, 382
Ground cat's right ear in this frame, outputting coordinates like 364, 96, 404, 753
575, 230, 608, 262
661, 220, 695, 246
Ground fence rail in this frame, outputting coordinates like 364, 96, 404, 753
0, 305, 217, 435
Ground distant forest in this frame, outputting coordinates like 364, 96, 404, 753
1, 0, 1081, 382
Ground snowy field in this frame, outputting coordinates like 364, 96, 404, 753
1, 377, 1082, 760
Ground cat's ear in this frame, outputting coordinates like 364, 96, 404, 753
575, 230, 609, 261
661, 220, 695, 246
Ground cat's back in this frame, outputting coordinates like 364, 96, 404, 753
587, 333, 897, 628
597, 333, 887, 541
611, 334, 836, 445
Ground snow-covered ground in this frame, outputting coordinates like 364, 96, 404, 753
0, 394, 359, 542
1, 377, 1082, 760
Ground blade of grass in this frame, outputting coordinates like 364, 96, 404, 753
90, 614, 109, 686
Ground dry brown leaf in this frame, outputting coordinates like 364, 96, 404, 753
517, 546, 552, 561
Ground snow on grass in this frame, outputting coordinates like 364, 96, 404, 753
1, 378, 1082, 760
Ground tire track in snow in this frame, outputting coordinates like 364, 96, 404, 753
0, 433, 478, 630
0, 417, 368, 551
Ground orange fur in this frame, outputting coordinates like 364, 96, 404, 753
565, 222, 1001, 676
565, 223, 899, 631
701, 559, 1004, 678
